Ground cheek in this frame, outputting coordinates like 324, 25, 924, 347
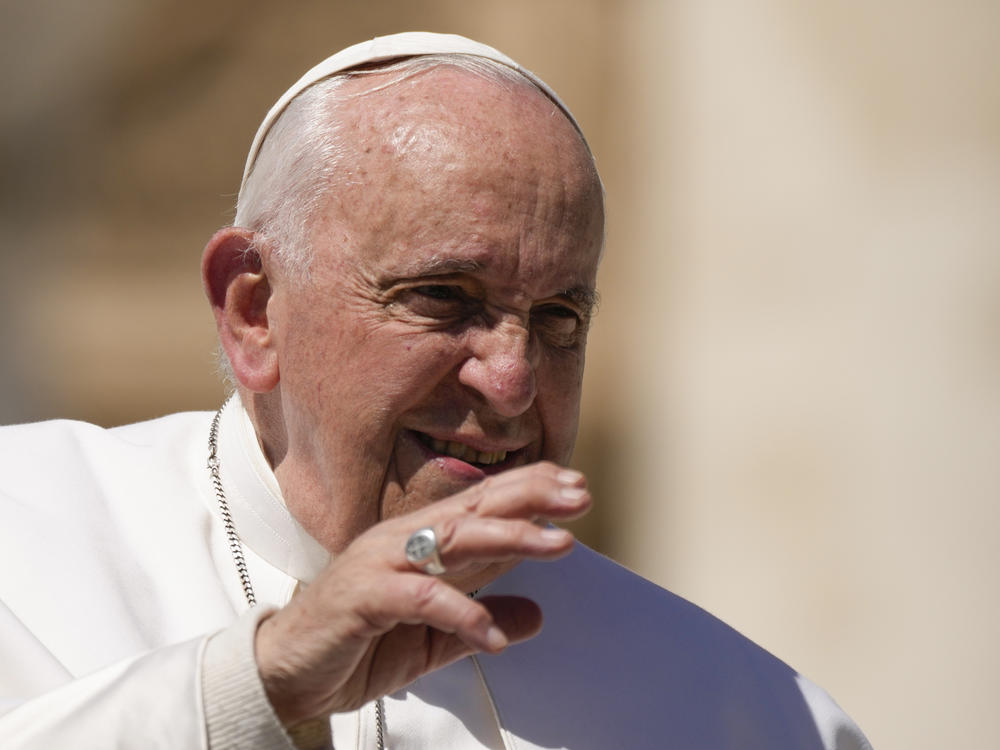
540, 347, 586, 393
537, 354, 586, 458
315, 328, 466, 415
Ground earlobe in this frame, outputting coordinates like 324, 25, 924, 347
201, 227, 280, 392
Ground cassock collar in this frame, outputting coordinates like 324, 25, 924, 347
213, 396, 331, 583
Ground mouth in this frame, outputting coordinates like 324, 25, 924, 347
412, 431, 518, 472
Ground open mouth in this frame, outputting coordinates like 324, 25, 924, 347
414, 432, 510, 468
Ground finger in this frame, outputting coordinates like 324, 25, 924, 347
373, 572, 511, 653
375, 596, 542, 684
462, 460, 581, 490
478, 594, 543, 645
433, 516, 575, 571
415, 595, 543, 672
437, 463, 591, 522
422, 596, 542, 667
474, 461, 587, 499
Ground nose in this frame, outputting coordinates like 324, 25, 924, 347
457, 318, 538, 418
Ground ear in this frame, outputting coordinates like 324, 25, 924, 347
201, 227, 279, 392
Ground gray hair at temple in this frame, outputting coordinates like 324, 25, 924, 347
233, 53, 599, 278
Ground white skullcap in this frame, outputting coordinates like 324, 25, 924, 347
239, 31, 582, 194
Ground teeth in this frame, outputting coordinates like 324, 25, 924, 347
428, 437, 508, 465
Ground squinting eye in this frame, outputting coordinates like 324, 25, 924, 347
534, 304, 579, 323
396, 284, 477, 322
413, 285, 460, 300
532, 304, 583, 343
540, 305, 578, 319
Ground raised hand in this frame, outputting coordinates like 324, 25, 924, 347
254, 462, 590, 726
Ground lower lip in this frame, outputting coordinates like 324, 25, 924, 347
407, 431, 515, 480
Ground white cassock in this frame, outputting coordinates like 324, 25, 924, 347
0, 398, 872, 749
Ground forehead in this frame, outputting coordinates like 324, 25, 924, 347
311, 66, 604, 290
333, 65, 600, 190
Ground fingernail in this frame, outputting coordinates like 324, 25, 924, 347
559, 486, 588, 502
541, 528, 571, 543
557, 469, 584, 485
485, 625, 508, 652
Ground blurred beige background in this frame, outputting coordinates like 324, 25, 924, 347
3, 1, 999, 747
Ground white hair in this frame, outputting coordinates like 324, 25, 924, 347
232, 53, 597, 277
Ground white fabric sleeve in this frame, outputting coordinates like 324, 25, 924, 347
0, 632, 211, 749
202, 607, 297, 750
0, 608, 301, 750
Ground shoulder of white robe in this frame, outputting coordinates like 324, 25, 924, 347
239, 31, 584, 193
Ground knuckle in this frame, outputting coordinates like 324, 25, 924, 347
487, 517, 535, 551
495, 516, 526, 540
459, 488, 482, 513
511, 518, 538, 540
522, 474, 559, 501
411, 575, 442, 612
456, 602, 491, 633
504, 519, 539, 548
437, 516, 461, 553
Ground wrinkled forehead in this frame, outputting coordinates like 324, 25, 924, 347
327, 67, 604, 249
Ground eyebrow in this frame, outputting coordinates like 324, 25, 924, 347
564, 287, 600, 314
399, 257, 485, 276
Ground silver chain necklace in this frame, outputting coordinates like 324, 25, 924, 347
207, 400, 387, 749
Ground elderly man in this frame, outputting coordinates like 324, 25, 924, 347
0, 33, 870, 749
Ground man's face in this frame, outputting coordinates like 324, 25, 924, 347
262, 68, 605, 553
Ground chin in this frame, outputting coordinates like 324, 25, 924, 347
382, 470, 483, 521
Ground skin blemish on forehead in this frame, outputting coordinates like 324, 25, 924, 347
387, 122, 450, 157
